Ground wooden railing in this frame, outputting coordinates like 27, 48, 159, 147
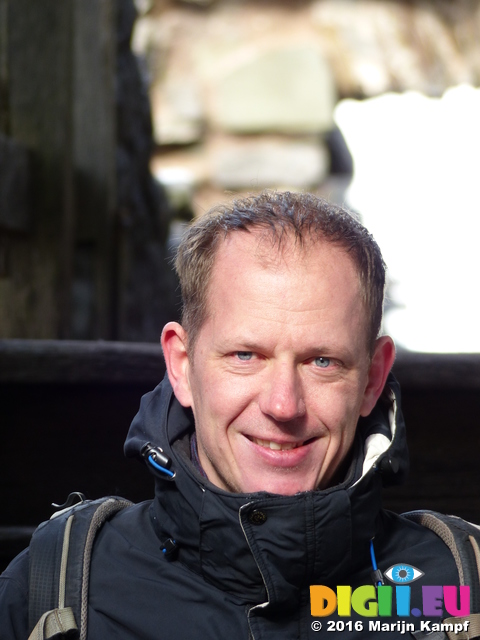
2, 339, 480, 570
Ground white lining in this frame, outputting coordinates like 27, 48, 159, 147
352, 387, 398, 487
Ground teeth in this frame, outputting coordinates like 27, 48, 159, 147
269, 441, 282, 450
251, 437, 300, 451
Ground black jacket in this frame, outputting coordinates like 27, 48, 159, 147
0, 375, 463, 639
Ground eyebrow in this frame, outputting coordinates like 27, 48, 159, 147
216, 338, 266, 352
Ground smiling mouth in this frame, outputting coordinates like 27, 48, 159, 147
249, 436, 315, 451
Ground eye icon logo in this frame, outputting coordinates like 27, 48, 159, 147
384, 564, 424, 584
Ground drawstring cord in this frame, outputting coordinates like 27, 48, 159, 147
370, 538, 384, 587
148, 454, 175, 478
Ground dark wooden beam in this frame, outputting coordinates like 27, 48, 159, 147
2, 339, 480, 389
393, 350, 480, 389
0, 339, 165, 384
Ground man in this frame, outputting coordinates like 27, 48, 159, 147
0, 191, 473, 638
161, 192, 394, 496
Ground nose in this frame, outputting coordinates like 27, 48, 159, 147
259, 363, 306, 422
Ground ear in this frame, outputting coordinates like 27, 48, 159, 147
360, 336, 396, 417
161, 322, 194, 408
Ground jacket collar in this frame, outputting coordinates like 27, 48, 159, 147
125, 374, 407, 606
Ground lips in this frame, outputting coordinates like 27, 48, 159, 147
250, 437, 299, 451
240, 433, 322, 484
248, 436, 316, 451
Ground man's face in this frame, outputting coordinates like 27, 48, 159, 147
168, 231, 390, 495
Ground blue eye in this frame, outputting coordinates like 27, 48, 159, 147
236, 352, 253, 361
384, 564, 424, 584
314, 357, 331, 368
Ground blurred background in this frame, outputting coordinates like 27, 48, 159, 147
137, 0, 480, 354
1, 0, 480, 568
2, 0, 480, 346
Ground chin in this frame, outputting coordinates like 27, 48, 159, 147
243, 476, 317, 496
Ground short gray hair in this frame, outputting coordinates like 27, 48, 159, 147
175, 191, 386, 354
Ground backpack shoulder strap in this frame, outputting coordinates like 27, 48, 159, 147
403, 510, 480, 639
28, 496, 133, 640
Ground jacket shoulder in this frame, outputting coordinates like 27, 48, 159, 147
402, 510, 480, 604
0, 496, 136, 640
29, 496, 134, 635
0, 548, 30, 639
380, 510, 460, 572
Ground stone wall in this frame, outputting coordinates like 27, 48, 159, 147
132, 0, 480, 216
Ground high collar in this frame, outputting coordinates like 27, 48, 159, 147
125, 374, 408, 607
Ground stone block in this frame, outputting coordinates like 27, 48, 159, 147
211, 47, 336, 134
211, 137, 329, 190
151, 79, 205, 146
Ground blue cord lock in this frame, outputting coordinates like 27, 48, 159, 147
161, 537, 178, 561
141, 442, 176, 480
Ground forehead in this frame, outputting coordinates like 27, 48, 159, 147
203, 230, 368, 341
210, 228, 360, 288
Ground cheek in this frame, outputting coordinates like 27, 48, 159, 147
192, 375, 247, 433
309, 383, 364, 432
211, 373, 258, 414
